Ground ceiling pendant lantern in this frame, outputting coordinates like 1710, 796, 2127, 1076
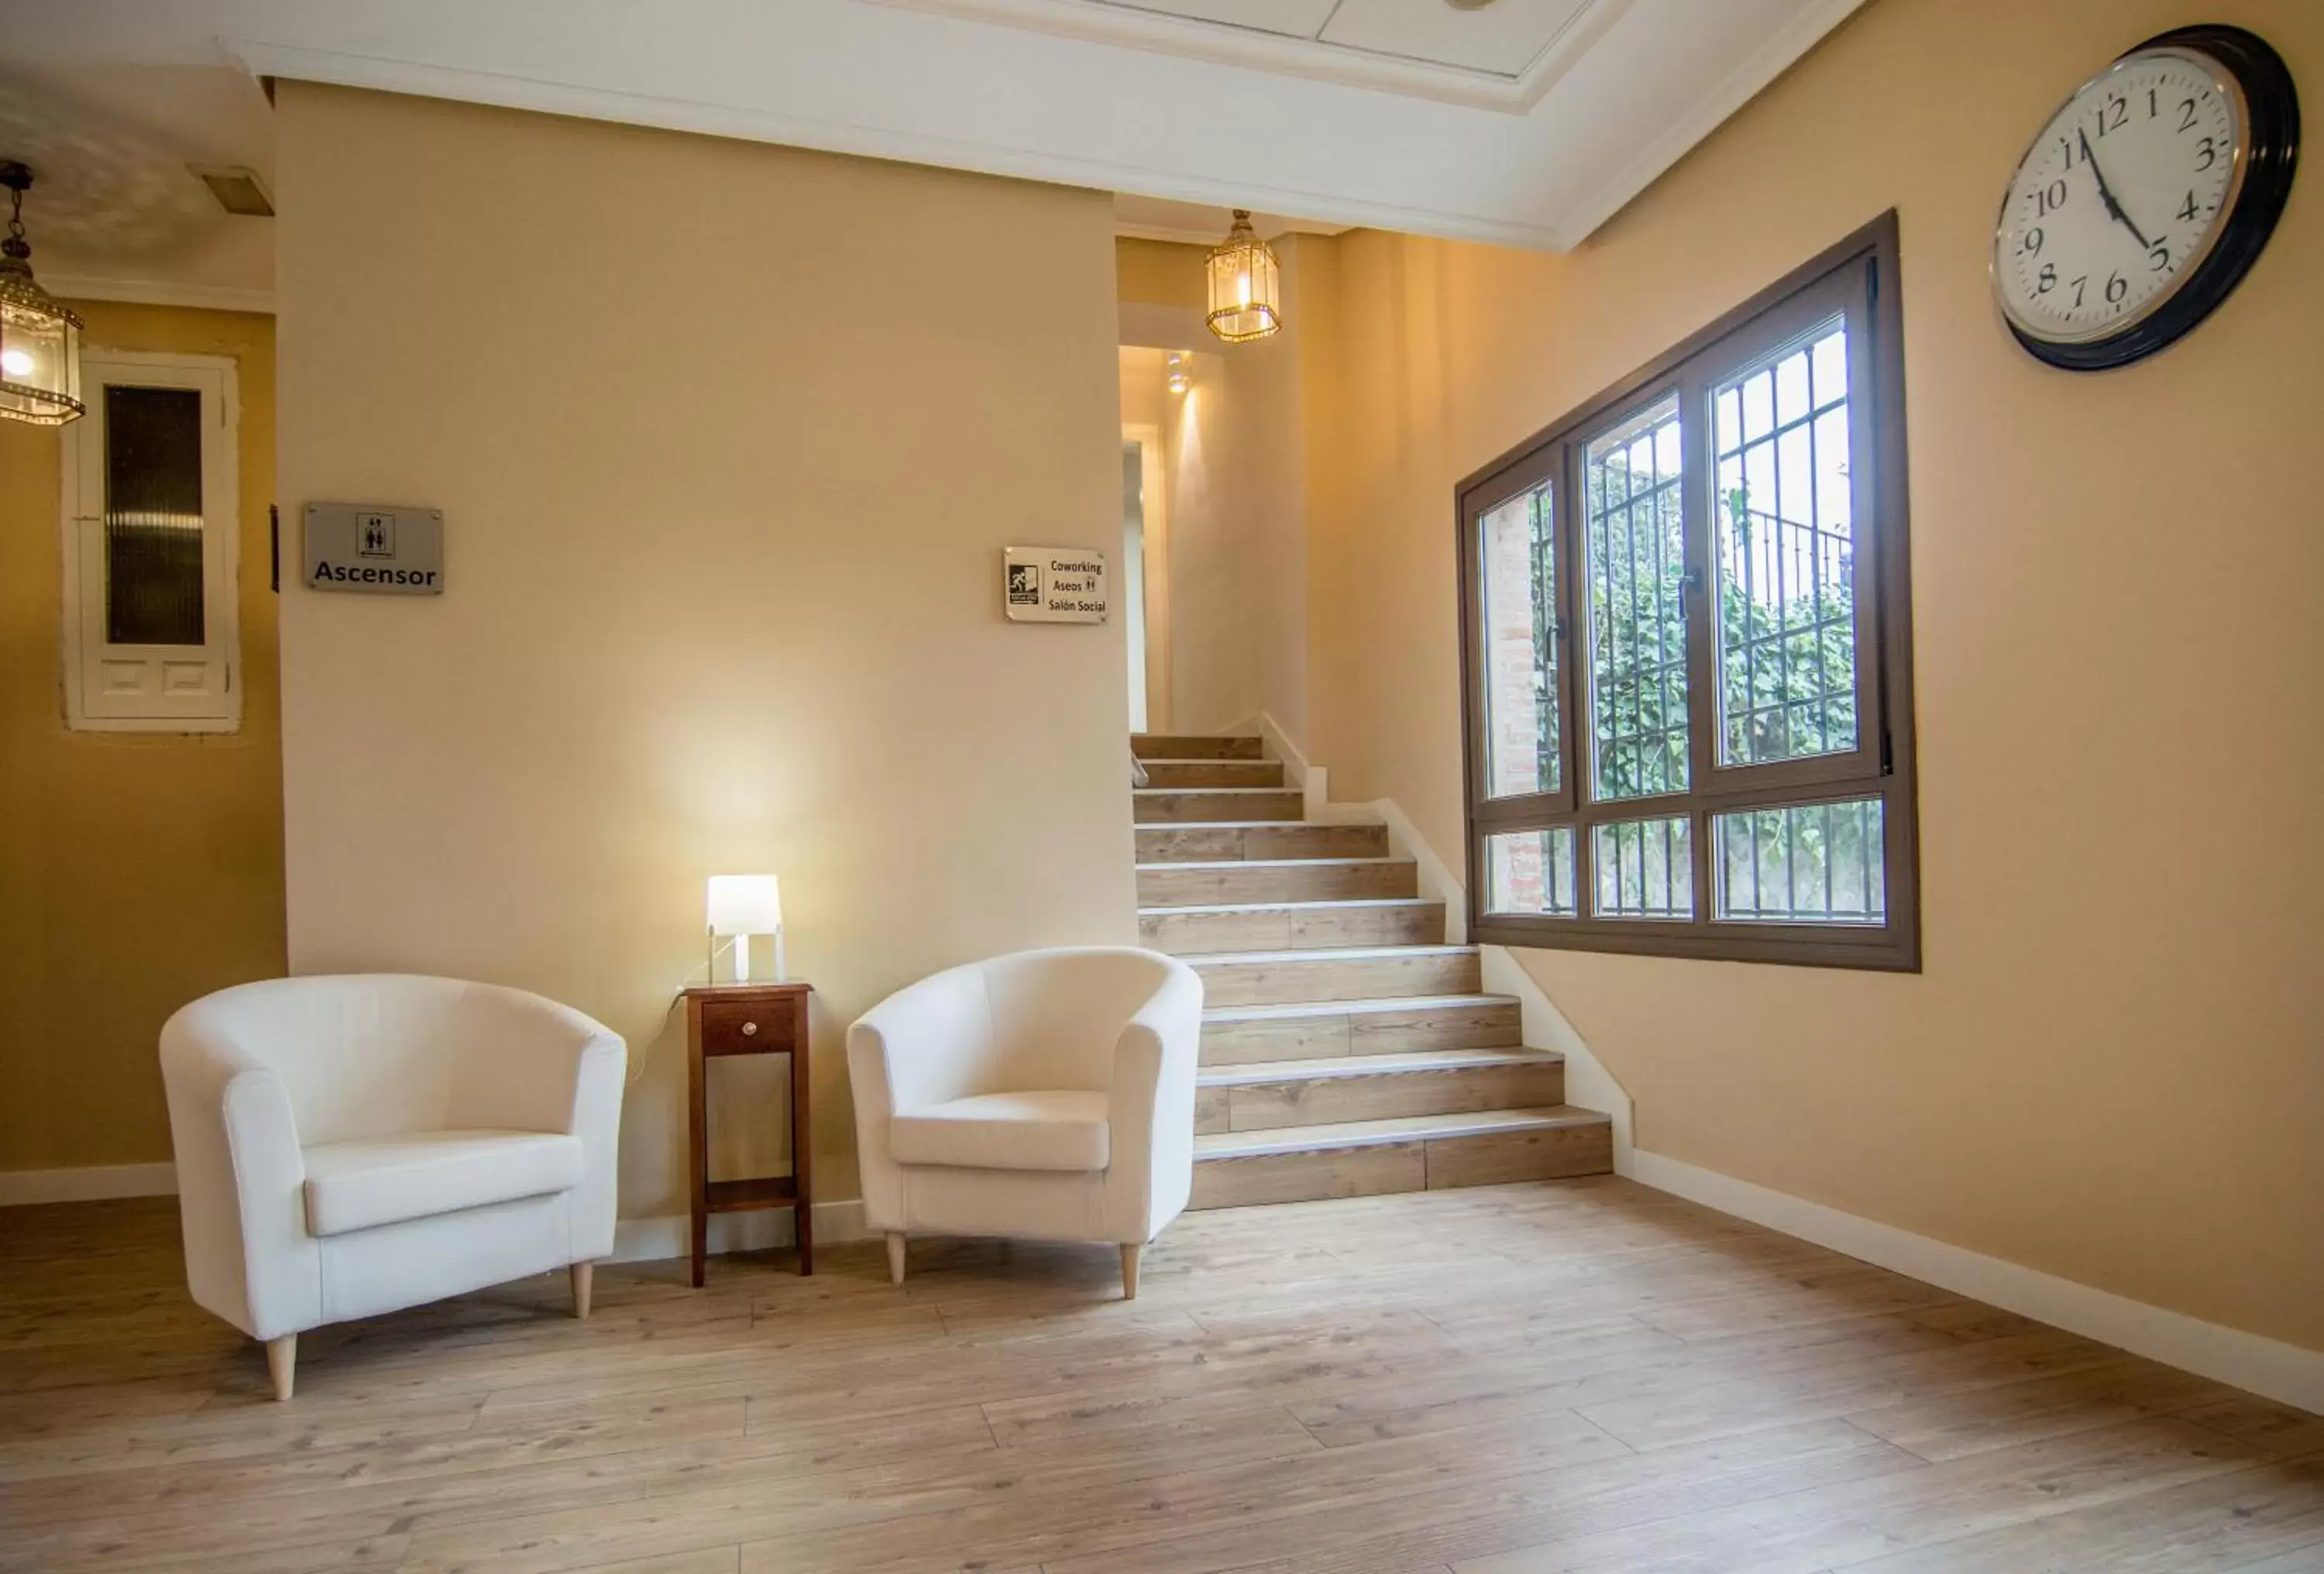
1205, 209, 1281, 343
0, 163, 84, 428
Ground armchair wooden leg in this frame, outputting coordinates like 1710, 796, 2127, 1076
570, 1261, 594, 1320
266, 1334, 297, 1402
885, 1232, 906, 1286
1119, 1243, 1142, 1301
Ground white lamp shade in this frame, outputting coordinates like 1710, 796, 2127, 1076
706, 874, 782, 935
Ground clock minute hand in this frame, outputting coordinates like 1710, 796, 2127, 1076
2078, 129, 2154, 249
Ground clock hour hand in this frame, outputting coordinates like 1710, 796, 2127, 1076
2078, 129, 2154, 249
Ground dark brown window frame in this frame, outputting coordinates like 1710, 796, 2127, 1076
1456, 211, 1920, 971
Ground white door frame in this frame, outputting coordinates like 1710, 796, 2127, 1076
60, 349, 242, 732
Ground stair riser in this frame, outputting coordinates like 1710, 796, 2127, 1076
1137, 824, 1390, 863
1132, 734, 1263, 761
1196, 1061, 1566, 1134
1138, 760, 1286, 790
1135, 791, 1304, 824
1139, 861, 1418, 906
1194, 951, 1481, 1006
1188, 1123, 1613, 1209
1142, 903, 1444, 957
1202, 1000, 1524, 1065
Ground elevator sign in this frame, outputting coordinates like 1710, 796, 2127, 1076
304, 503, 444, 594
1003, 546, 1108, 624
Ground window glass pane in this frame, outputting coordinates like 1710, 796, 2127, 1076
104, 385, 206, 647
1715, 798, 1886, 924
1483, 827, 1576, 917
1591, 816, 1693, 919
1583, 395, 1689, 802
1714, 319, 1858, 768
1478, 483, 1559, 799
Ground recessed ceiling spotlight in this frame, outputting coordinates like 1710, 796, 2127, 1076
189, 165, 274, 217
1444, 0, 1499, 9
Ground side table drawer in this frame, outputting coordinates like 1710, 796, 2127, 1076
700, 998, 796, 1055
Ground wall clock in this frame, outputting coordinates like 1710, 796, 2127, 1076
1992, 25, 2299, 370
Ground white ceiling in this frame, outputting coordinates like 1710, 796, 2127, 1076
912, 0, 1614, 98
1112, 195, 1346, 246
4, 0, 1868, 309
0, 60, 275, 311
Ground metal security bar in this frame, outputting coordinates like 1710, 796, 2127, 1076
1714, 798, 1885, 923
1483, 827, 1577, 917
1714, 319, 1859, 768
1583, 395, 1689, 802
1592, 816, 1693, 919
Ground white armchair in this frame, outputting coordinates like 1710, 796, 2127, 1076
847, 947, 1202, 1298
160, 974, 625, 1399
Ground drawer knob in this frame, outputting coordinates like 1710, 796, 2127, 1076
741, 1020, 758, 1036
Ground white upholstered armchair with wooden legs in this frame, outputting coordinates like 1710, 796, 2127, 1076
847, 947, 1202, 1298
160, 975, 625, 1400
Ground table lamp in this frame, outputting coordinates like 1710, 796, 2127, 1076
706, 874, 784, 984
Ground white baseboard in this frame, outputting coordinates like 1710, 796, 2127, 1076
609, 1198, 870, 1264
1290, 782, 1636, 1170
1629, 1148, 2324, 1414
1320, 793, 1468, 945
1478, 947, 1634, 1173
1250, 710, 1329, 822
0, 1162, 178, 1205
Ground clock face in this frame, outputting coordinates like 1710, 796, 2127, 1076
1994, 47, 2247, 347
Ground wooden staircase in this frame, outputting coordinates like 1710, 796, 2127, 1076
1133, 733, 1614, 1209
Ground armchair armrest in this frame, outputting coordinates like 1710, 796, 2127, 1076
846, 963, 995, 1232
160, 1009, 319, 1342
443, 983, 626, 1261
1103, 959, 1204, 1242
846, 963, 995, 1118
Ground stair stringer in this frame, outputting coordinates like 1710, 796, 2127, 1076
1244, 711, 1635, 1177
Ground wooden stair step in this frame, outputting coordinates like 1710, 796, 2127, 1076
1189, 1105, 1614, 1208
1201, 992, 1523, 1064
1131, 734, 1263, 760
1134, 788, 1304, 824
1140, 898, 1445, 956
1187, 944, 1481, 1005
1136, 758, 1286, 790
1136, 822, 1390, 863
1138, 857, 1418, 906
1195, 1049, 1566, 1133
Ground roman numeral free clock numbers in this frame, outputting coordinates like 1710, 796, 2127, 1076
1991, 26, 2298, 371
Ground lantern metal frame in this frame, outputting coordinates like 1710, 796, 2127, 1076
0, 162, 86, 428
1205, 208, 1282, 343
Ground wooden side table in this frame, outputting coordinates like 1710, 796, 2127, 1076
682, 981, 813, 1286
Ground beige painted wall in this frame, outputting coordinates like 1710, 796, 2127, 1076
1115, 238, 1206, 312
274, 84, 1136, 1218
0, 303, 286, 1174
1301, 0, 2322, 1349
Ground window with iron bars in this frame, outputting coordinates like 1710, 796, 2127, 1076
1458, 214, 1918, 970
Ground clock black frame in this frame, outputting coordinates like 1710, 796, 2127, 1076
2005, 24, 2300, 372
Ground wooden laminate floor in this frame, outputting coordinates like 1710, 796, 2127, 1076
2, 1181, 2320, 1574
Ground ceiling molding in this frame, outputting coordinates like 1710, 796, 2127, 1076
867, 0, 1636, 112
1551, 0, 1869, 246
225, 37, 1573, 249
1114, 222, 1220, 247
9, 0, 1872, 266
48, 273, 276, 314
